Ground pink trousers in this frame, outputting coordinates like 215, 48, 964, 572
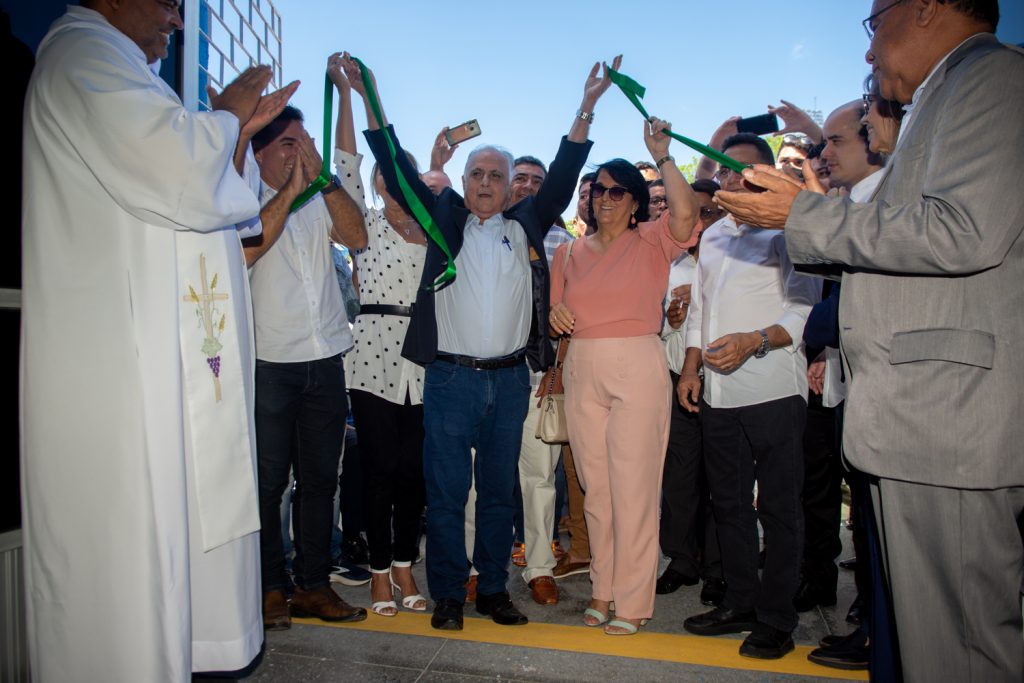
564, 335, 671, 619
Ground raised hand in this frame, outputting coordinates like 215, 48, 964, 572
281, 153, 307, 201
327, 52, 350, 92
208, 65, 274, 124
581, 54, 622, 109
430, 128, 458, 172
341, 54, 373, 99
644, 116, 673, 160
768, 99, 823, 143
240, 80, 299, 139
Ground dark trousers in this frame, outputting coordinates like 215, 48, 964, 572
349, 389, 425, 571
660, 373, 721, 579
702, 395, 805, 632
423, 358, 530, 600
800, 393, 842, 590
256, 354, 347, 592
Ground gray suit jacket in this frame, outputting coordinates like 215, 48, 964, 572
785, 34, 1024, 489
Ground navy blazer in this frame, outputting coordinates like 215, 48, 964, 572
365, 126, 592, 371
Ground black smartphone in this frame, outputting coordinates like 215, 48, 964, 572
736, 113, 780, 136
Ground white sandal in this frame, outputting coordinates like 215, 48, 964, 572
370, 568, 397, 617
390, 561, 427, 611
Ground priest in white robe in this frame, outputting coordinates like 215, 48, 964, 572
21, 2, 293, 679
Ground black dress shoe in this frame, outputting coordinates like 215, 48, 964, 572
431, 598, 464, 631
739, 623, 795, 660
838, 556, 857, 571
655, 567, 699, 594
699, 578, 726, 606
683, 606, 758, 636
846, 592, 866, 625
793, 578, 837, 612
808, 628, 868, 670
476, 591, 528, 626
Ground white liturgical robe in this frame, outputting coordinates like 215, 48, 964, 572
21, 7, 262, 681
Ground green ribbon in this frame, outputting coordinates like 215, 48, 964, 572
289, 74, 333, 213
352, 57, 456, 290
606, 67, 747, 174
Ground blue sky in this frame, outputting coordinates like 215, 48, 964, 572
278, 0, 1023, 205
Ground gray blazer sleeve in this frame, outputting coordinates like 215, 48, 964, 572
785, 47, 1024, 275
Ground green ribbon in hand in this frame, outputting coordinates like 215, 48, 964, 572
352, 57, 456, 291
289, 74, 334, 213
606, 67, 747, 174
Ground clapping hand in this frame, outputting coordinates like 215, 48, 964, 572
209, 65, 274, 125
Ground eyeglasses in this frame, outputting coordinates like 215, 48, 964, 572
590, 183, 629, 201
862, 0, 905, 38
862, 93, 877, 116
649, 196, 667, 206
715, 167, 736, 180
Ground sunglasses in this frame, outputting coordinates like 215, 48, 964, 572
590, 183, 630, 201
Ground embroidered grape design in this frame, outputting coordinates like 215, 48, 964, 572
207, 355, 221, 378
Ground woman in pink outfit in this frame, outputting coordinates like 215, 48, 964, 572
549, 118, 700, 634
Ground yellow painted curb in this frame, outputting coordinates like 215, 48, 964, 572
294, 613, 868, 680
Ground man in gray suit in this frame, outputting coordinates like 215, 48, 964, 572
715, 1, 1023, 680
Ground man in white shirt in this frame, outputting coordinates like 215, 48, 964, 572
248, 106, 368, 629
508, 155, 574, 606
21, 1, 296, 679
678, 134, 819, 660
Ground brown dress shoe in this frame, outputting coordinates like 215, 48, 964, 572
529, 576, 559, 605
464, 575, 478, 604
263, 589, 290, 631
552, 555, 591, 580
290, 585, 367, 623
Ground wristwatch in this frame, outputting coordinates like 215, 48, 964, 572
320, 174, 342, 195
753, 329, 771, 358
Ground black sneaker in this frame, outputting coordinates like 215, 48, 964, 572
329, 559, 371, 586
683, 606, 758, 636
739, 623, 795, 660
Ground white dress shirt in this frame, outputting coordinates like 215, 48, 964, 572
684, 216, 820, 408
435, 214, 531, 358
662, 252, 696, 374
249, 187, 353, 362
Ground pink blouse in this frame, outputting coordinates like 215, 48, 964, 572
550, 211, 688, 339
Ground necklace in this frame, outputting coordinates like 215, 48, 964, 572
384, 208, 425, 243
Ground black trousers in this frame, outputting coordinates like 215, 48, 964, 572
349, 389, 425, 571
800, 393, 842, 589
256, 354, 347, 592
660, 373, 721, 579
702, 395, 805, 632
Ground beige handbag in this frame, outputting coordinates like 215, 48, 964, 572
536, 240, 573, 444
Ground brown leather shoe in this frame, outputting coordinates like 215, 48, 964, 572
552, 555, 591, 580
464, 575, 478, 604
290, 585, 367, 623
263, 589, 290, 631
529, 576, 559, 605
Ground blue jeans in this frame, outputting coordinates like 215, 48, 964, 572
423, 358, 530, 601
256, 354, 347, 592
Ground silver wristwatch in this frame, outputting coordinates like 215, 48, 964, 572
753, 329, 771, 358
